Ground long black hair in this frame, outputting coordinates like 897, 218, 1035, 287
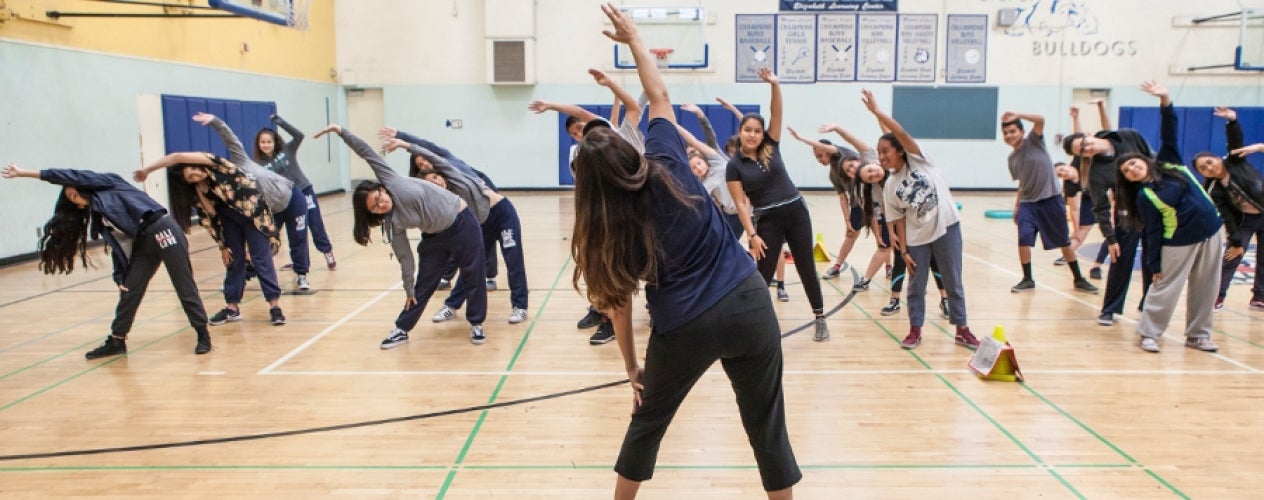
1114, 153, 1190, 230
859, 168, 891, 235
253, 128, 285, 163
351, 180, 388, 246
37, 190, 93, 275
166, 164, 206, 232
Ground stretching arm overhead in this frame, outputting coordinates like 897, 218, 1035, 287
271, 114, 305, 151
819, 123, 874, 154
681, 103, 720, 150
861, 89, 920, 157
198, 113, 251, 167
527, 100, 602, 123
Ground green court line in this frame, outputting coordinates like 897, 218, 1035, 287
0, 462, 1133, 473
1213, 327, 1264, 350
825, 281, 1084, 498
435, 256, 575, 499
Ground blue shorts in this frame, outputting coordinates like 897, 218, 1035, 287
1078, 193, 1096, 226
1018, 195, 1072, 249
848, 205, 864, 231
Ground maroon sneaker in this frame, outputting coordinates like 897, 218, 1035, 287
1251, 298, 1264, 310
900, 328, 922, 350
955, 327, 980, 350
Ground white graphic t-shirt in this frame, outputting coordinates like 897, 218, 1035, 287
883, 152, 960, 247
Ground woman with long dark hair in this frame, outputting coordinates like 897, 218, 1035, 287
862, 89, 978, 350
198, 113, 312, 292
254, 113, 337, 271
1116, 82, 1223, 353
578, 5, 799, 498
725, 68, 829, 342
134, 151, 287, 326
855, 162, 949, 318
313, 124, 488, 348
1194, 107, 1264, 311
3, 163, 211, 358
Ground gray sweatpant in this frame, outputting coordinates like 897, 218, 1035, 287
1138, 231, 1223, 340
907, 223, 967, 328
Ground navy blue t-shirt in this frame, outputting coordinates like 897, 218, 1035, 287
642, 118, 757, 333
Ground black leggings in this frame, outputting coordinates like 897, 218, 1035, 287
753, 199, 824, 312
891, 248, 943, 294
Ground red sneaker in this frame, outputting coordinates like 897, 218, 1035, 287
955, 327, 980, 350
900, 328, 922, 350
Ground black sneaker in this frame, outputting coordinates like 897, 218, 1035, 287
577, 307, 603, 329
776, 287, 790, 302
940, 298, 950, 320
1011, 279, 1036, 293
1053, 256, 1066, 266
852, 277, 871, 292
380, 328, 408, 349
437, 278, 451, 290
589, 321, 615, 345
1074, 278, 1099, 294
880, 298, 902, 316
1096, 312, 1114, 326
269, 307, 286, 325
195, 328, 212, 355
821, 264, 842, 279
470, 324, 487, 345
485, 279, 497, 291
1089, 267, 1102, 280
208, 308, 241, 326
85, 336, 127, 360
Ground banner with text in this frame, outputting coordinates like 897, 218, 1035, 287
816, 14, 857, 81
780, 0, 897, 12
777, 14, 818, 83
946, 14, 988, 83
856, 14, 896, 81
896, 14, 937, 82
736, 15, 777, 82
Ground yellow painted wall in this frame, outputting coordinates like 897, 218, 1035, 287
0, 0, 335, 81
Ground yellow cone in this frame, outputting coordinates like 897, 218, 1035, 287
813, 233, 832, 262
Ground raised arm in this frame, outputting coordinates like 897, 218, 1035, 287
675, 124, 717, 157
134, 152, 227, 182
315, 124, 399, 185
1, 163, 42, 180
819, 123, 874, 153
1215, 107, 1243, 150
1001, 111, 1045, 137
1141, 81, 1180, 165
787, 126, 830, 151
271, 114, 305, 151
1091, 98, 1112, 131
527, 100, 601, 122
197, 113, 251, 166
1070, 105, 1083, 134
590, 68, 642, 127
759, 68, 782, 142
602, 4, 672, 123
862, 89, 921, 156
715, 96, 744, 121
681, 103, 719, 150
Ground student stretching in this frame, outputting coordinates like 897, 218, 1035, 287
1194, 107, 1264, 311
254, 113, 337, 270
3, 163, 212, 358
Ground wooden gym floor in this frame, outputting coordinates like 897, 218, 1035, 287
0, 191, 1260, 498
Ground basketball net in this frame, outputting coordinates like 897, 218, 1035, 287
650, 48, 674, 69
287, 0, 311, 31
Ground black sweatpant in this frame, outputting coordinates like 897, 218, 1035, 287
394, 209, 487, 331
753, 198, 824, 312
1101, 223, 1153, 315
111, 215, 208, 336
615, 271, 801, 492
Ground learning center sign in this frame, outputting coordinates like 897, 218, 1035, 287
780, 0, 897, 12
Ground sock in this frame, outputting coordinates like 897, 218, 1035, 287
1067, 260, 1083, 279
775, 280, 785, 289
1021, 262, 1033, 281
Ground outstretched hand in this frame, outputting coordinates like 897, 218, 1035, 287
588, 68, 612, 87
1214, 106, 1237, 122
377, 127, 399, 140
313, 124, 342, 139
2, 163, 29, 179
1231, 143, 1264, 157
600, 3, 638, 44
680, 103, 702, 116
527, 100, 552, 114
132, 169, 149, 182
786, 126, 803, 141
1140, 80, 1168, 99
818, 123, 840, 134
382, 138, 409, 153
1000, 111, 1019, 123
758, 67, 779, 84
861, 89, 880, 114
192, 112, 215, 126
1069, 105, 1080, 119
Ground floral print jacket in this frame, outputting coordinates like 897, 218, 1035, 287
194, 154, 281, 254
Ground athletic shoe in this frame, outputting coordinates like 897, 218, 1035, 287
900, 328, 922, 349
269, 307, 286, 325
432, 306, 455, 323
325, 252, 337, 270
380, 328, 408, 349
508, 308, 528, 324
1185, 337, 1219, 352
955, 328, 980, 350
852, 278, 871, 292
577, 307, 602, 329
296, 274, 311, 291
1011, 279, 1036, 293
470, 324, 486, 345
776, 287, 790, 302
940, 298, 951, 320
1053, 256, 1066, 266
880, 298, 902, 316
280, 263, 294, 271
1251, 298, 1264, 310
195, 328, 212, 355
437, 278, 451, 291
589, 321, 615, 345
822, 264, 842, 279
486, 278, 498, 291
85, 336, 127, 360
1214, 298, 1224, 313
209, 308, 241, 326
1089, 267, 1102, 280
1139, 337, 1161, 353
812, 317, 830, 342
1096, 312, 1114, 326
1073, 278, 1099, 294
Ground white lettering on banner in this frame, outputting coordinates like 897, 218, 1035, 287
1001, 0, 1138, 58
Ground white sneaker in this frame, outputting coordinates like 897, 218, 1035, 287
470, 325, 486, 345
296, 274, 311, 291
508, 308, 527, 324
1138, 337, 1160, 353
432, 306, 455, 323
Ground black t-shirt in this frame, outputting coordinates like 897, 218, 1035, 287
1063, 179, 1082, 199
725, 140, 801, 208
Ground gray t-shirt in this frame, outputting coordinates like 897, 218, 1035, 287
883, 152, 960, 247
702, 151, 737, 214
1007, 132, 1062, 203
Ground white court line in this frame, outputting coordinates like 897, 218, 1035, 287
962, 250, 1264, 373
263, 368, 1257, 377
257, 282, 400, 375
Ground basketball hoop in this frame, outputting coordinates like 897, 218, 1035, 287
650, 48, 674, 69
287, 0, 312, 31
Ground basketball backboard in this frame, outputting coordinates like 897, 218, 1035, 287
209, 0, 309, 29
1236, 9, 1264, 70
612, 6, 709, 69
